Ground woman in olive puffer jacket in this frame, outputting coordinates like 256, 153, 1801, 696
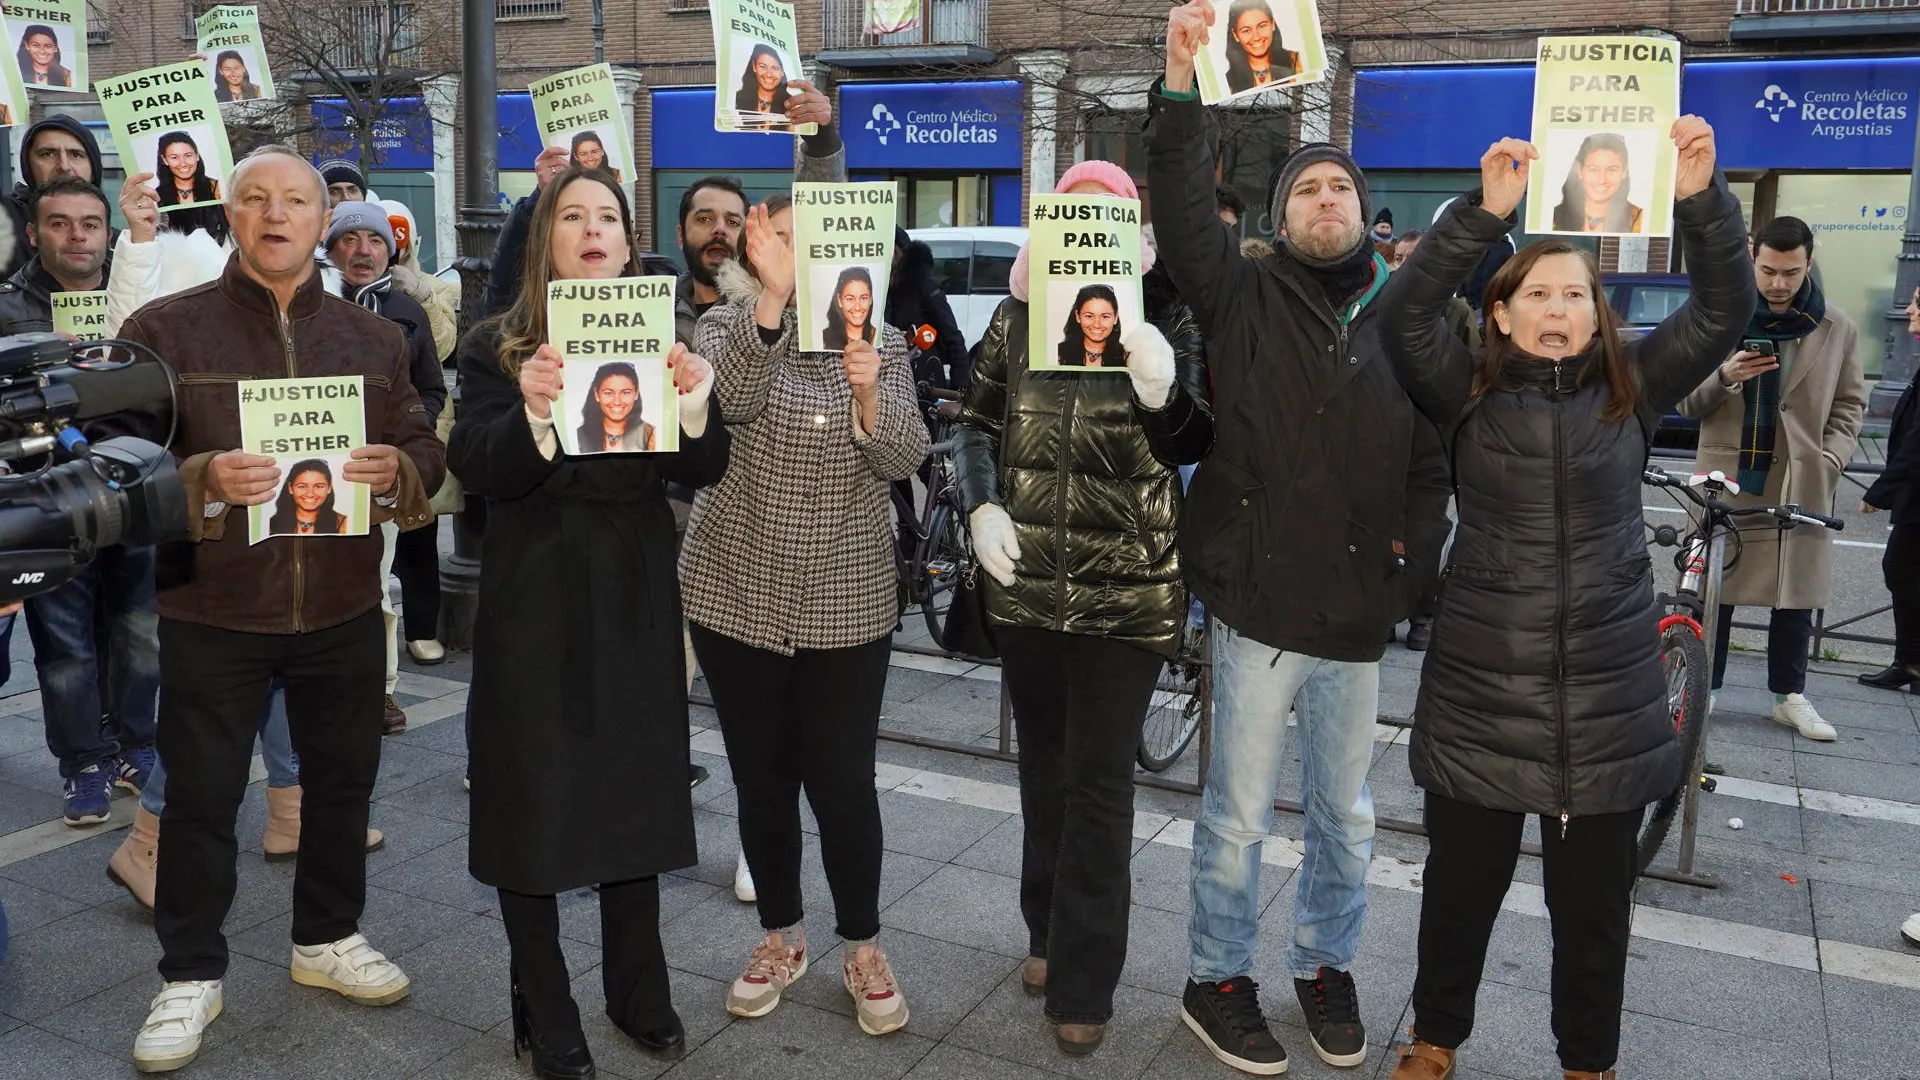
1374, 120, 1753, 1080
952, 161, 1207, 1056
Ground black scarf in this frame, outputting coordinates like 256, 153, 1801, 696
349, 273, 393, 313
1736, 275, 1825, 493
1305, 239, 1381, 315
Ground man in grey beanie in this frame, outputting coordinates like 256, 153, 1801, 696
324, 200, 446, 736
1127, 2, 1453, 1074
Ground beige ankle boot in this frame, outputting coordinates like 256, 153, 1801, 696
262, 784, 385, 861
106, 806, 161, 909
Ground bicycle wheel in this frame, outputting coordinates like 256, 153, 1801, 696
1138, 619, 1211, 772
917, 499, 968, 645
1638, 622, 1711, 873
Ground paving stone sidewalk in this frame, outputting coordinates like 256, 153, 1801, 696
0, 622, 1917, 1079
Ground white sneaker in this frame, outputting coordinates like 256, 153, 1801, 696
1772, 694, 1837, 741
734, 851, 757, 903
406, 639, 446, 664
1902, 913, 1920, 948
289, 933, 411, 1005
133, 980, 222, 1073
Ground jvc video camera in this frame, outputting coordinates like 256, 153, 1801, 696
0, 332, 186, 605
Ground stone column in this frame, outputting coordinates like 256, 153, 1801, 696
422, 75, 459, 274
1018, 51, 1069, 203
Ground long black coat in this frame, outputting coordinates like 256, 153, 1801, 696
1377, 177, 1755, 819
449, 329, 731, 894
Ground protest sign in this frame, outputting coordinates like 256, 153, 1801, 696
546, 278, 679, 455
51, 291, 106, 340
710, 0, 816, 135
1193, 0, 1327, 105
1027, 195, 1144, 373
3, 0, 87, 92
792, 182, 896, 355
0, 44, 24, 127
98, 62, 234, 212
238, 376, 371, 545
197, 5, 274, 102
1527, 35, 1681, 238
531, 64, 633, 184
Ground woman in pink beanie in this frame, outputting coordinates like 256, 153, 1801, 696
951, 161, 1207, 1055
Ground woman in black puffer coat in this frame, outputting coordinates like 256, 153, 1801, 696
1374, 120, 1754, 1080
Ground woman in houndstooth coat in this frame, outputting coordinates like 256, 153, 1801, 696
682, 192, 929, 1038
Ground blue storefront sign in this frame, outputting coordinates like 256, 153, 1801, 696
650, 87, 807, 170
1354, 55, 1920, 172
838, 80, 1023, 171
310, 97, 435, 170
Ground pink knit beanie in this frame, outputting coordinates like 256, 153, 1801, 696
1054, 159, 1139, 200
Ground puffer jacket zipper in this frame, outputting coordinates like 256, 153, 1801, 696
1552, 357, 1571, 838
279, 308, 305, 634
1052, 378, 1080, 631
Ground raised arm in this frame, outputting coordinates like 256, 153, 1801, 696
852, 327, 932, 482
1630, 118, 1758, 415
1375, 200, 1498, 427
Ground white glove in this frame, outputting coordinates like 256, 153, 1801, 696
1124, 322, 1176, 409
969, 503, 1021, 588
679, 356, 715, 439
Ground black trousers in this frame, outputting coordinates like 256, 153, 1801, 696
499, 878, 673, 1047
153, 610, 384, 981
1884, 524, 1920, 666
1711, 605, 1812, 693
1412, 793, 1640, 1073
689, 622, 891, 941
997, 626, 1163, 1025
393, 523, 442, 642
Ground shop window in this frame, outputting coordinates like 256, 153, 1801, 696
1773, 172, 1910, 380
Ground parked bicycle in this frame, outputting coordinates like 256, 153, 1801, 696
1137, 603, 1211, 772
891, 384, 972, 646
1636, 467, 1842, 874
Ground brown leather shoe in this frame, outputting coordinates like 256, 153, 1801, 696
1055, 1022, 1104, 1056
1564, 1072, 1617, 1080
1391, 1033, 1456, 1079
383, 695, 407, 735
1021, 956, 1046, 997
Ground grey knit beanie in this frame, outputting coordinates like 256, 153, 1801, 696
1269, 143, 1372, 268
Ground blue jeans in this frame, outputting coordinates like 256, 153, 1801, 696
24, 545, 160, 778
139, 682, 298, 816
1189, 620, 1379, 982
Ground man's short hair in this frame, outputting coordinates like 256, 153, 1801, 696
227, 144, 327, 207
1215, 184, 1247, 220
29, 175, 108, 223
678, 176, 749, 229
1395, 229, 1424, 245
1753, 216, 1815, 259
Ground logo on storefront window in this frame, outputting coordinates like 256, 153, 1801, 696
1755, 84, 1796, 122
866, 103, 902, 146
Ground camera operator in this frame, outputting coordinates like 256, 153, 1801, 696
118, 146, 443, 1073
0, 176, 162, 828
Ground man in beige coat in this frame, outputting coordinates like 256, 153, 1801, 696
1678, 216, 1864, 741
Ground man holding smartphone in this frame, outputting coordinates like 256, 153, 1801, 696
1677, 215, 1865, 740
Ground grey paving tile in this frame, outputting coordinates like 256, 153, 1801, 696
365, 833, 497, 914
1801, 844, 1920, 899
372, 766, 473, 826
0, 875, 85, 937
1693, 787, 1804, 853
876, 789, 1008, 863
1620, 941, 1827, 1047
368, 742, 468, 801
0, 904, 159, 1021
0, 1023, 130, 1080
397, 1030, 527, 1080
1700, 705, 1798, 751
557, 875, 724, 949
1132, 840, 1252, 917
0, 779, 57, 835
398, 911, 597, 1032
1477, 907, 1555, 996
176, 988, 485, 1079
563, 965, 735, 1080
1794, 724, 1920, 767
1116, 901, 1190, 996
1615, 1006, 1830, 1080
1258, 875, 1425, 971
802, 840, 944, 928
662, 996, 935, 1080
879, 701, 1004, 744
34, 951, 298, 1065
1810, 878, 1920, 953
781, 928, 1016, 1041
1803, 807, 1920, 874
0, 828, 132, 906
1793, 752, 1920, 804
1802, 696, 1920, 735
880, 667, 967, 705
358, 801, 471, 868
901, 1043, 1060, 1080
896, 680, 1006, 727
661, 888, 783, 986
1822, 971, 1920, 1080
947, 971, 1178, 1080
677, 809, 746, 890
881, 863, 1028, 960
1632, 839, 1817, 937
227, 883, 481, 969
951, 816, 1024, 879
0, 712, 50, 760
384, 711, 471, 756
1697, 737, 1798, 786
1803, 669, 1920, 710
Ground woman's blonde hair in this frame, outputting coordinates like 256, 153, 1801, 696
480, 166, 641, 376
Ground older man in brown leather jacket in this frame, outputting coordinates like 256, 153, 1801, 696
117, 145, 445, 1073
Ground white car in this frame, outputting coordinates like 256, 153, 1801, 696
908, 226, 1028, 352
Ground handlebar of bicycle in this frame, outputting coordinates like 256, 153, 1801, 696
916, 381, 964, 403
1642, 468, 1844, 532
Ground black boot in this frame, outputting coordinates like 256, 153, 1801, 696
512, 975, 595, 1080
614, 1010, 686, 1061
1857, 663, 1920, 691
